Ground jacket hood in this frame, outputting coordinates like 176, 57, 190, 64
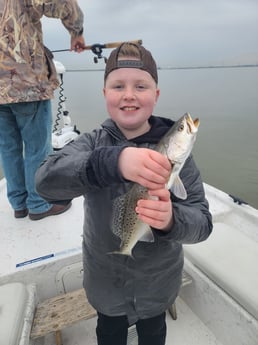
101, 115, 175, 144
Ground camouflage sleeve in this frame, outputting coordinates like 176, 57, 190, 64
31, 0, 84, 37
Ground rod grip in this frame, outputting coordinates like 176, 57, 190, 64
104, 39, 143, 49
83, 39, 142, 50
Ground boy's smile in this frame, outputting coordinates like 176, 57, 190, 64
120, 106, 140, 111
104, 68, 160, 139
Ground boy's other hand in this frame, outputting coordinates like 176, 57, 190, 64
136, 188, 173, 231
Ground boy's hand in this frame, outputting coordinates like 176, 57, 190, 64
136, 188, 173, 231
118, 147, 171, 190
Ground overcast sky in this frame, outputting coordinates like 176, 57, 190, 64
42, 0, 258, 69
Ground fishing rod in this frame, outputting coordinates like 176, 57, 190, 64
52, 39, 143, 63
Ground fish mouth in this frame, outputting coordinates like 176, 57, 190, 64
185, 112, 200, 133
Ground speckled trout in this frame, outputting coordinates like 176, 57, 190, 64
111, 113, 200, 256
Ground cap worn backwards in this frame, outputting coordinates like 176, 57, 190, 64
104, 42, 158, 84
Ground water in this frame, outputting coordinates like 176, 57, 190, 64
1, 67, 258, 209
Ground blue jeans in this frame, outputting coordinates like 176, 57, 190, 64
0, 100, 53, 213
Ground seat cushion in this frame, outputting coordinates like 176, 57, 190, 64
0, 282, 29, 345
184, 223, 258, 320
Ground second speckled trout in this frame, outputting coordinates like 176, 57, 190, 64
111, 113, 200, 256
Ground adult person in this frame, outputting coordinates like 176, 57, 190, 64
0, 0, 85, 220
35, 42, 213, 344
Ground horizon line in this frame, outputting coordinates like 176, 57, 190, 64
66, 63, 258, 72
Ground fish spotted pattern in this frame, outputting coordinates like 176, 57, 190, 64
111, 113, 200, 256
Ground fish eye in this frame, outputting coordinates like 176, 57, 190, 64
178, 124, 184, 131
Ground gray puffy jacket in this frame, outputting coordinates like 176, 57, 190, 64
36, 116, 213, 324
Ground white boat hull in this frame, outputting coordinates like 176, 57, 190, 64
0, 178, 258, 345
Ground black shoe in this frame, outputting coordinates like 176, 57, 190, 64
14, 209, 28, 218
29, 202, 72, 221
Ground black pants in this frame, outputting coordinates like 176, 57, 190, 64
96, 311, 167, 345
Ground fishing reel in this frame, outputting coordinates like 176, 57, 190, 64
89, 40, 142, 63
91, 44, 108, 64
90, 40, 143, 64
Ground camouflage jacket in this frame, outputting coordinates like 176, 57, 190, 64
0, 0, 84, 104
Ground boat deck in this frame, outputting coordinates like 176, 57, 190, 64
0, 178, 84, 281
37, 299, 223, 345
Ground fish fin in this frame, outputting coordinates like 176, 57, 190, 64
107, 250, 133, 257
166, 173, 174, 190
108, 228, 154, 257
138, 227, 154, 242
171, 176, 187, 200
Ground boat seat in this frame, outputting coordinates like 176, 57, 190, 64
0, 282, 36, 345
183, 222, 258, 320
30, 288, 97, 344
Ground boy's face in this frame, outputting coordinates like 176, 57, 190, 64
103, 67, 160, 139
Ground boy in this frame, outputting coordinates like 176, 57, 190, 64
36, 42, 212, 345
